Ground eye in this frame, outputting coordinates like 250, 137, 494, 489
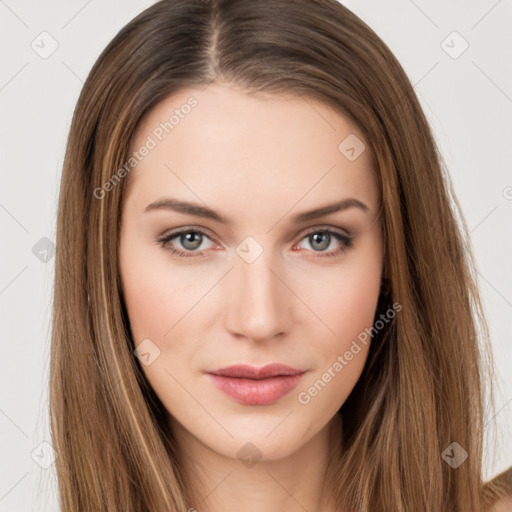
294, 228, 354, 259
155, 227, 355, 259
156, 228, 215, 258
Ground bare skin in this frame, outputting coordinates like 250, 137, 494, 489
119, 82, 384, 512
491, 495, 512, 512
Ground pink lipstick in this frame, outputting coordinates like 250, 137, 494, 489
206, 363, 307, 406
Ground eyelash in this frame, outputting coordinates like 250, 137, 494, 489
155, 227, 354, 260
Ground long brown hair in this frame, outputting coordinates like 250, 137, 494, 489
50, 0, 506, 510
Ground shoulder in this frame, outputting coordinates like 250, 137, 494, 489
488, 495, 512, 512
483, 466, 512, 511
490, 495, 512, 512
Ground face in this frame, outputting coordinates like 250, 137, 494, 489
119, 82, 383, 462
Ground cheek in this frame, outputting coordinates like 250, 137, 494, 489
301, 233, 383, 352
330, 261, 382, 341
119, 241, 206, 409
119, 236, 210, 344
296, 269, 380, 413
120, 261, 174, 343
295, 232, 383, 405
119, 235, 222, 404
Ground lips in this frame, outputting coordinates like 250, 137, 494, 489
206, 364, 307, 405
207, 363, 305, 379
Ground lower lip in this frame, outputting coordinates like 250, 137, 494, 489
207, 372, 306, 405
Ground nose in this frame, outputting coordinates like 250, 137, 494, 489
224, 249, 292, 343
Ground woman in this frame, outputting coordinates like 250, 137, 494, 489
49, 0, 511, 510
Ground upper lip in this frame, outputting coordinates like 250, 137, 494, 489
207, 364, 306, 380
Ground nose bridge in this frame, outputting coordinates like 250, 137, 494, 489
224, 245, 290, 341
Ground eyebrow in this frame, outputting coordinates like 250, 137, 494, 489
143, 197, 370, 225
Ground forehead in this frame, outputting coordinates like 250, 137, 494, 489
125, 83, 379, 220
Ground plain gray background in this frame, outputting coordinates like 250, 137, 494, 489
1, 0, 511, 510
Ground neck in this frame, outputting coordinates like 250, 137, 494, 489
171, 412, 344, 512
